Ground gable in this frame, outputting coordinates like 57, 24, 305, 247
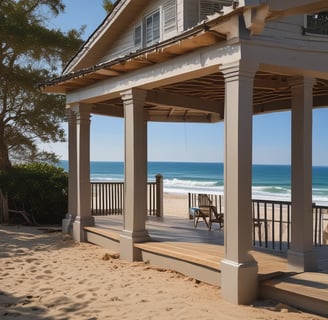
64, 0, 233, 74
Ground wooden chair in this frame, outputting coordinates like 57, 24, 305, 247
194, 194, 224, 230
208, 205, 224, 230
194, 194, 211, 228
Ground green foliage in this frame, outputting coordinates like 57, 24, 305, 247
0, 162, 68, 224
0, 0, 84, 171
102, 0, 114, 13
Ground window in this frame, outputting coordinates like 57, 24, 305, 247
146, 10, 160, 46
133, 2, 177, 49
134, 25, 142, 47
304, 12, 328, 36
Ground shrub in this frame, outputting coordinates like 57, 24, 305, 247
0, 163, 68, 225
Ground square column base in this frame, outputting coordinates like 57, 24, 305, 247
62, 214, 76, 234
73, 216, 95, 242
221, 258, 258, 305
288, 249, 317, 272
120, 230, 150, 262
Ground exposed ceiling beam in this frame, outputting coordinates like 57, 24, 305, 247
146, 113, 222, 123
146, 90, 224, 114
95, 69, 122, 76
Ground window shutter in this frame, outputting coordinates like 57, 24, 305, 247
134, 25, 142, 47
199, 0, 224, 21
163, 0, 177, 34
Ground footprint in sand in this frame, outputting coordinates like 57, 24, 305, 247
35, 275, 53, 280
39, 287, 54, 292
15, 249, 26, 254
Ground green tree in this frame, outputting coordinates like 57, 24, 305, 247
0, 0, 84, 171
103, 0, 114, 13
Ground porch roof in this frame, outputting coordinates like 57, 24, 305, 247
40, 1, 328, 123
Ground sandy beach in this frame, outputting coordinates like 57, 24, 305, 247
0, 193, 326, 320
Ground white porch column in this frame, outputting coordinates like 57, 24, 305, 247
62, 108, 77, 234
120, 88, 150, 262
72, 104, 95, 242
288, 77, 317, 272
221, 62, 258, 305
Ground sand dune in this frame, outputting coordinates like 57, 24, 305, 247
0, 225, 325, 320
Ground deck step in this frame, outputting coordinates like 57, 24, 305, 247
260, 272, 328, 317
84, 227, 120, 252
135, 241, 221, 286
135, 242, 220, 270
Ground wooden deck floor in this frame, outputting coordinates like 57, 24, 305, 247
88, 215, 328, 316
93, 215, 291, 275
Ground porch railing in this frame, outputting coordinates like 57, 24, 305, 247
252, 199, 291, 251
91, 174, 163, 217
188, 192, 328, 251
188, 193, 224, 214
252, 200, 328, 250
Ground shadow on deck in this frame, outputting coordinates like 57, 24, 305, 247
84, 215, 328, 317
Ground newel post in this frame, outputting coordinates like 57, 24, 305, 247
156, 174, 163, 217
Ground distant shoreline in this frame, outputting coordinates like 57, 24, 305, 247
59, 160, 328, 168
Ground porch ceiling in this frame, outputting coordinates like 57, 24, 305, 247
89, 71, 328, 123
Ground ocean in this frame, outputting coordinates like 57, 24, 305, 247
59, 161, 328, 205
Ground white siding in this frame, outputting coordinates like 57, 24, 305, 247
250, 15, 328, 52
100, 0, 180, 63
177, 0, 184, 33
98, 0, 231, 64
259, 16, 308, 42
98, 2, 322, 66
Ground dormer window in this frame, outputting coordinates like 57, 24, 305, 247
146, 10, 160, 46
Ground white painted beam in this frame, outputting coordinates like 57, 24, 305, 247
66, 42, 242, 105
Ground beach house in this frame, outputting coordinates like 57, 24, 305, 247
42, 0, 328, 307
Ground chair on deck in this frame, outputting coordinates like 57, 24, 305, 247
194, 194, 224, 230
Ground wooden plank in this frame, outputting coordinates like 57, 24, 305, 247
84, 226, 120, 241
263, 272, 328, 301
135, 241, 221, 270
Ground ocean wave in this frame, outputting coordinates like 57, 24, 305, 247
91, 176, 117, 182
249, 186, 290, 203
89, 174, 328, 205
256, 186, 290, 194
163, 178, 223, 194
164, 178, 219, 187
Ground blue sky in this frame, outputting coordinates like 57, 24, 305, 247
45, 0, 328, 166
